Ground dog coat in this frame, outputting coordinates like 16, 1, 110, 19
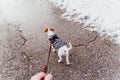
49, 34, 67, 49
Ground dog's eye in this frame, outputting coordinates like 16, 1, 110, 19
44, 28, 48, 32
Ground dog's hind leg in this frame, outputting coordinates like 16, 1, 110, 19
58, 54, 62, 63
66, 52, 70, 65
58, 51, 63, 63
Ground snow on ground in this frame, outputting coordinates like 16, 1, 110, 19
0, 0, 52, 26
1, 0, 120, 43
49, 0, 120, 43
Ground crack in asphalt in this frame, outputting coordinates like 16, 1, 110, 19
19, 34, 27, 45
73, 44, 85, 47
73, 35, 98, 54
6, 55, 16, 61
15, 25, 31, 78
73, 35, 97, 48
21, 52, 31, 61
15, 26, 27, 45
21, 52, 32, 75
85, 35, 97, 47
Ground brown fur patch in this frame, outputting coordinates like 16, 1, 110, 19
44, 28, 48, 32
50, 27, 54, 31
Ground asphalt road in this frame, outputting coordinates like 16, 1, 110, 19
0, 0, 120, 80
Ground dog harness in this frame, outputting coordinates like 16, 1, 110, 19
49, 34, 67, 49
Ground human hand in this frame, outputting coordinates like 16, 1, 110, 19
31, 72, 53, 80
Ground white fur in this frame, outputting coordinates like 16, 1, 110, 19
46, 28, 72, 65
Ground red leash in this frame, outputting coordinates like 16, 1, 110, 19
41, 43, 52, 80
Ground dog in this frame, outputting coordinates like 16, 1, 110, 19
44, 27, 72, 65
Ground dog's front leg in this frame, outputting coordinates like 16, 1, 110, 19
51, 44, 56, 53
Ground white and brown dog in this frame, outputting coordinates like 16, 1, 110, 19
44, 27, 72, 65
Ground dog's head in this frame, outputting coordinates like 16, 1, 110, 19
44, 27, 55, 37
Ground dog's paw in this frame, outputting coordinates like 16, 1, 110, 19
58, 59, 62, 63
52, 49, 56, 53
66, 63, 72, 66
53, 50, 56, 53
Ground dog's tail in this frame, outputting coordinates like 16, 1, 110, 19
67, 42, 72, 50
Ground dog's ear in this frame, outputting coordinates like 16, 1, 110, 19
44, 28, 48, 32
50, 27, 54, 31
